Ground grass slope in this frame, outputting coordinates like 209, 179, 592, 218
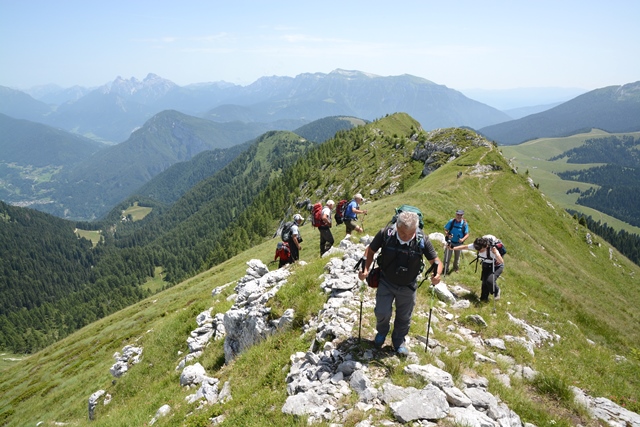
2, 129, 639, 426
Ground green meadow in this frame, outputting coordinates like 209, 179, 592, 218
501, 130, 640, 235
122, 202, 152, 221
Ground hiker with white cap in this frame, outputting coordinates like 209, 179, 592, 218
343, 193, 367, 235
287, 214, 304, 262
319, 200, 335, 255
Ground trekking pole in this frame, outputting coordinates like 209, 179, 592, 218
491, 246, 497, 315
442, 242, 452, 280
354, 258, 366, 344
358, 282, 364, 343
423, 261, 439, 352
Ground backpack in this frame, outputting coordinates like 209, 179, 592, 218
281, 221, 294, 241
483, 234, 507, 256
447, 219, 467, 242
377, 225, 426, 287
334, 199, 348, 225
311, 203, 323, 227
391, 205, 424, 229
275, 242, 291, 261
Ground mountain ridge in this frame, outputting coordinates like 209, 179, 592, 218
1, 116, 638, 426
478, 81, 640, 145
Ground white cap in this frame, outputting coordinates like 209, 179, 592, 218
354, 193, 363, 201
326, 199, 335, 207
293, 214, 303, 223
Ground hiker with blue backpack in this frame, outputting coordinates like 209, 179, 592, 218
450, 236, 504, 303
357, 210, 443, 356
443, 209, 469, 274
344, 193, 367, 235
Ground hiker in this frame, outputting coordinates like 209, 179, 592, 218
358, 211, 443, 355
287, 214, 304, 262
319, 200, 335, 256
443, 209, 469, 274
450, 236, 503, 302
344, 193, 367, 235
274, 242, 292, 268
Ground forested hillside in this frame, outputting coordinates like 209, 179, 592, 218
0, 114, 372, 353
0, 131, 315, 352
553, 134, 640, 227
132, 142, 252, 205
130, 115, 364, 206
292, 115, 367, 143
0, 202, 148, 352
45, 110, 268, 220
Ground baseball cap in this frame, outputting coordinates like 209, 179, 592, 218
456, 209, 464, 215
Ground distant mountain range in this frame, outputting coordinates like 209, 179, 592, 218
479, 81, 640, 145
1, 70, 511, 143
2, 70, 640, 221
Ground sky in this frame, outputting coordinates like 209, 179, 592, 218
1, 0, 639, 95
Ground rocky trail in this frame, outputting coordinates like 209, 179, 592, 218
96, 235, 640, 426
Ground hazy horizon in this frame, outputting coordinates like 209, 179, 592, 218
1, 0, 638, 93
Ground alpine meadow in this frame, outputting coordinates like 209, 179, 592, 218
1, 114, 639, 427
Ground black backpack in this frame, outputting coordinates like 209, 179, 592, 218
377, 225, 426, 287
281, 221, 294, 241
484, 234, 506, 256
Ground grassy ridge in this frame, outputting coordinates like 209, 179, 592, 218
1, 123, 639, 426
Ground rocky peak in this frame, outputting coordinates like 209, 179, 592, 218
99, 74, 178, 103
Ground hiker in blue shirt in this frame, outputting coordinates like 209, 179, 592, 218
443, 209, 469, 274
344, 193, 367, 235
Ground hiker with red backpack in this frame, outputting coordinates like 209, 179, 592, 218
318, 200, 335, 256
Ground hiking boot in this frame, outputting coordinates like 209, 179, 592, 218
495, 288, 501, 301
396, 346, 409, 356
374, 333, 386, 348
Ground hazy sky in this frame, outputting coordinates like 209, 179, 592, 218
1, 0, 638, 92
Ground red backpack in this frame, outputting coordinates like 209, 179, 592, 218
334, 199, 348, 225
311, 203, 323, 227
276, 242, 291, 261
